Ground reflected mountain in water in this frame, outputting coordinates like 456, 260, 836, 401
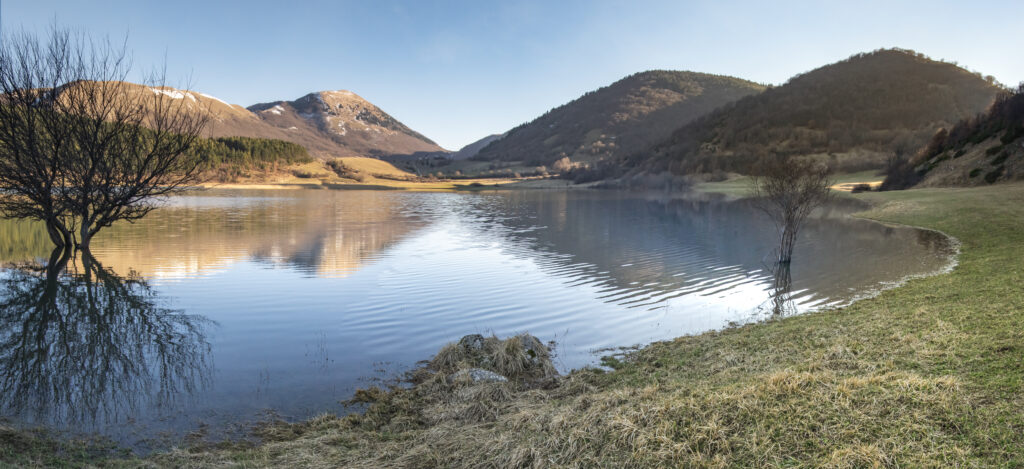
0, 190, 434, 280
0, 250, 213, 430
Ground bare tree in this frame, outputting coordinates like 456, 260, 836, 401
750, 154, 834, 264
0, 26, 210, 253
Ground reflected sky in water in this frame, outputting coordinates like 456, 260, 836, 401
0, 189, 953, 447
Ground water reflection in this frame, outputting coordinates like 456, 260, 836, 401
456, 191, 948, 311
0, 249, 213, 429
765, 262, 796, 316
0, 189, 954, 444
85, 190, 431, 279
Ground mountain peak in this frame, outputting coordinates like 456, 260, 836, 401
247, 89, 441, 154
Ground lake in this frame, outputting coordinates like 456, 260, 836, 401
0, 188, 954, 448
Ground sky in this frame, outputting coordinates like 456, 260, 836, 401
3, 0, 1023, 150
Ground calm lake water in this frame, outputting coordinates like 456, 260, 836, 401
0, 189, 953, 448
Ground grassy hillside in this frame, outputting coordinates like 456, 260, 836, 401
53, 82, 446, 161
639, 49, 1002, 176
9, 183, 1024, 467
884, 83, 1024, 188
473, 71, 766, 167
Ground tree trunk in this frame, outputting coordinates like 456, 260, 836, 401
778, 223, 798, 264
78, 224, 93, 253
770, 262, 793, 316
45, 246, 72, 279
45, 219, 72, 250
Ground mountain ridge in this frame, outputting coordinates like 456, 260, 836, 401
633, 48, 1003, 175
248, 90, 444, 158
52, 81, 446, 160
471, 70, 767, 167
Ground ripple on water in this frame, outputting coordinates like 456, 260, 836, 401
0, 189, 954, 448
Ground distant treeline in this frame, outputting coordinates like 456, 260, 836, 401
191, 136, 312, 169
884, 83, 1024, 189
188, 136, 313, 181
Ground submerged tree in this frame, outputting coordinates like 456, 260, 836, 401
0, 26, 210, 252
750, 154, 834, 264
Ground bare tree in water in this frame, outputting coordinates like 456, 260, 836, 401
0, 26, 209, 254
750, 154, 834, 264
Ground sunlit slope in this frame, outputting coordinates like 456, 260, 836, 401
50, 81, 445, 160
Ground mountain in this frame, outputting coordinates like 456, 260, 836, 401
248, 90, 445, 158
56, 82, 445, 160
883, 83, 1024, 188
637, 49, 1003, 175
452, 133, 505, 160
472, 71, 766, 167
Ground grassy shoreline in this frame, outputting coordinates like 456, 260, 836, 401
197, 156, 577, 192
5, 182, 1024, 467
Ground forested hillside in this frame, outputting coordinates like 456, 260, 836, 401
637, 49, 1001, 175
883, 83, 1024, 188
191, 136, 312, 181
473, 71, 765, 167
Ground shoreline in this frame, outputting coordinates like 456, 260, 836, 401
4, 182, 1023, 467
194, 176, 586, 192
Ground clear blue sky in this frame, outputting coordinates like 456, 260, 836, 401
3, 0, 1022, 150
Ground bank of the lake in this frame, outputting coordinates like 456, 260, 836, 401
197, 155, 550, 192
4, 182, 1024, 468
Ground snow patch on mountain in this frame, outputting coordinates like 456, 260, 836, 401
150, 87, 188, 100
198, 92, 231, 107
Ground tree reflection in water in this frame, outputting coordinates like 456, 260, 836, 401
766, 262, 796, 317
0, 248, 213, 429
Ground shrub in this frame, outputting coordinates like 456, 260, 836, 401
552, 157, 573, 173
850, 183, 872, 193
1001, 125, 1024, 144
969, 168, 983, 178
567, 163, 623, 184
984, 166, 1005, 184
880, 151, 922, 190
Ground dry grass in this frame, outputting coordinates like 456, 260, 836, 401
332, 157, 414, 179
200, 157, 526, 191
